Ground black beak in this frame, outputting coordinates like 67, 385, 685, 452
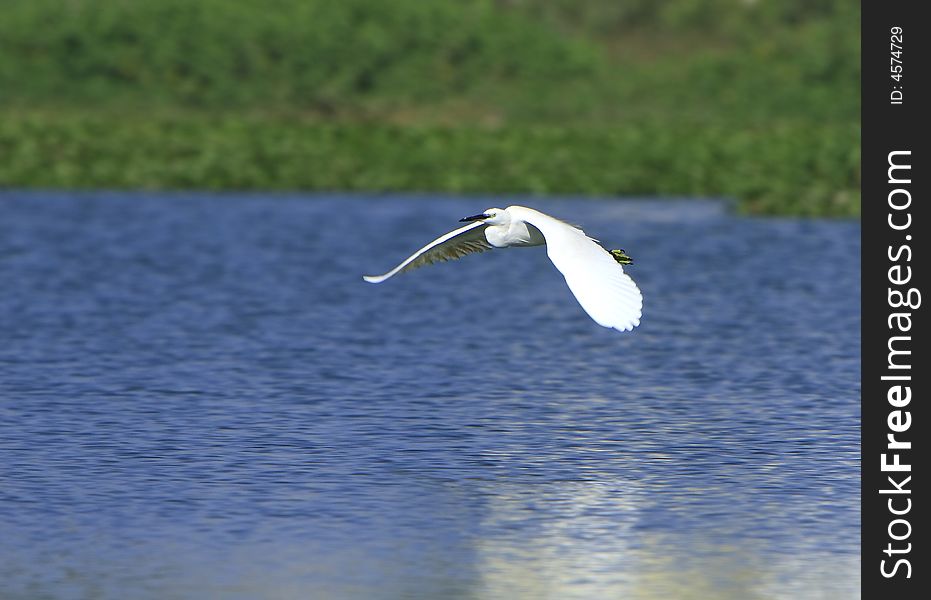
460, 213, 489, 222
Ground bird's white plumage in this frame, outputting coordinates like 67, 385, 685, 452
363, 205, 642, 332
508, 206, 642, 332
362, 220, 491, 283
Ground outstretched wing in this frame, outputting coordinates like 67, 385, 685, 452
510, 206, 642, 332
363, 221, 493, 283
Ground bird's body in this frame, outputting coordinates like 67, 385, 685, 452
363, 206, 642, 332
482, 209, 546, 248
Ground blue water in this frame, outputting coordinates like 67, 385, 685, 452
1, 192, 859, 599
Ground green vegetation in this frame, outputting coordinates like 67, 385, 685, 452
0, 0, 859, 216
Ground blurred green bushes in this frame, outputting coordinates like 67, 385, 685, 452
0, 113, 859, 216
0, 0, 600, 111
0, 0, 859, 216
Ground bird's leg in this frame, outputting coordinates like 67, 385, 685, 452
609, 249, 633, 265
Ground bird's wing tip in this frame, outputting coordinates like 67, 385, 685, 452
362, 275, 384, 284
612, 315, 642, 332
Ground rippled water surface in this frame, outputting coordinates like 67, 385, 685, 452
1, 192, 860, 599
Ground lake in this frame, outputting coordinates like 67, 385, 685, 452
0, 192, 860, 599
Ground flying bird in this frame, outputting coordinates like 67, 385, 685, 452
363, 206, 642, 332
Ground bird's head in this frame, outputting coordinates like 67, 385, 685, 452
459, 207, 508, 226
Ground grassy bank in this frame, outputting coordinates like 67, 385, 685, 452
1, 112, 858, 216
0, 0, 859, 215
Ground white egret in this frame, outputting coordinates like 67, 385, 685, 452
363, 206, 642, 332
